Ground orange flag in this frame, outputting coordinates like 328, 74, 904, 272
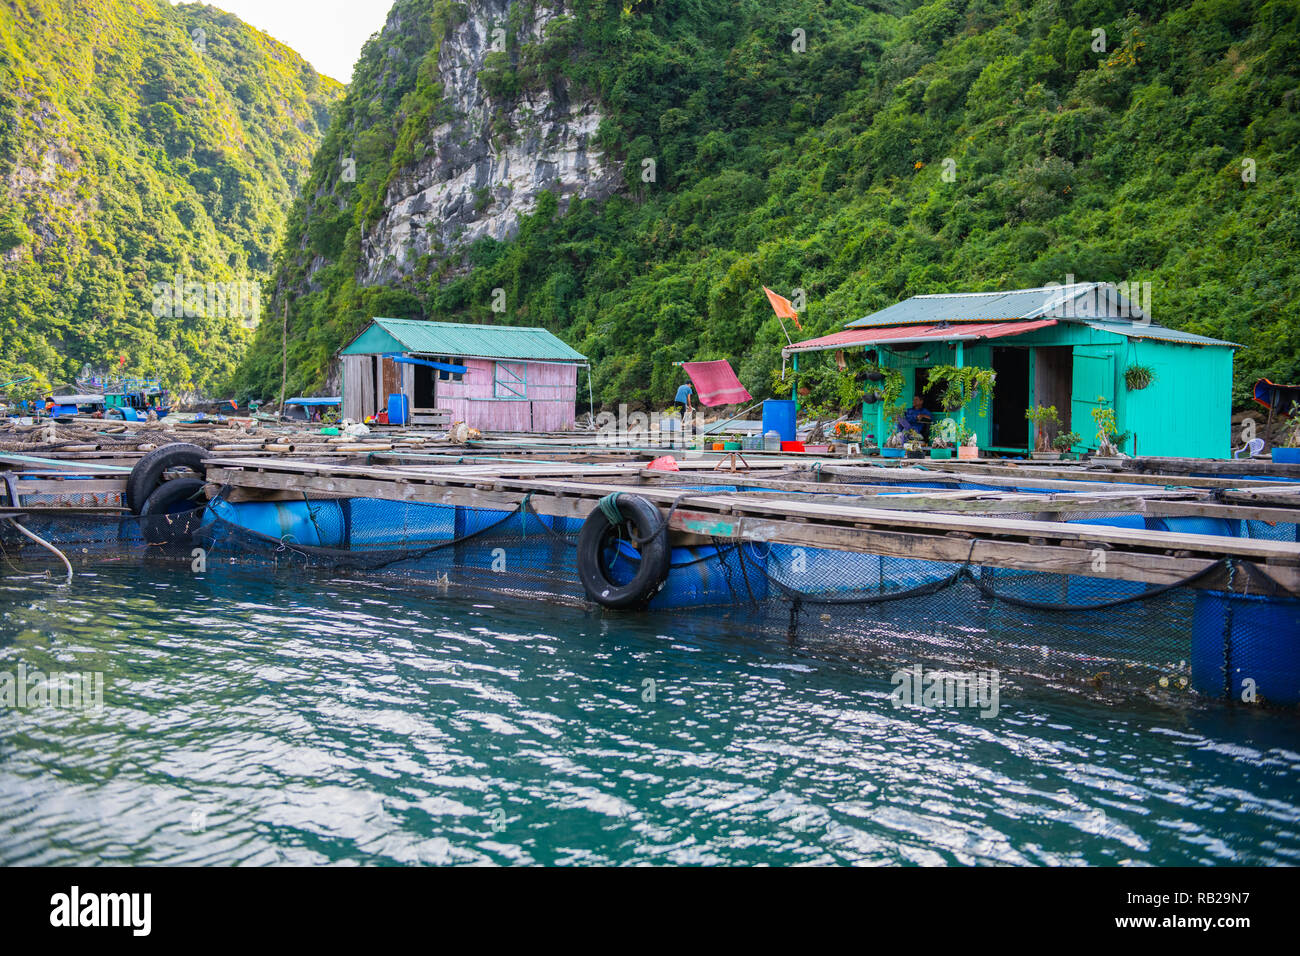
762, 286, 802, 330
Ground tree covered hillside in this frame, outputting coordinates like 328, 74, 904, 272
240, 0, 1299, 408
0, 0, 342, 395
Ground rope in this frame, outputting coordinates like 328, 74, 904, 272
1222, 560, 1236, 700
3, 516, 73, 586
596, 492, 623, 527
970, 558, 1230, 612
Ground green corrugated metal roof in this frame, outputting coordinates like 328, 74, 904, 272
341, 318, 587, 362
846, 283, 1148, 327
1084, 321, 1240, 348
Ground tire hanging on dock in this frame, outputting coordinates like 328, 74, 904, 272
126, 442, 209, 514
138, 477, 208, 546
576, 493, 672, 609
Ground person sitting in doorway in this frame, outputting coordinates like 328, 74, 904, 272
896, 394, 934, 437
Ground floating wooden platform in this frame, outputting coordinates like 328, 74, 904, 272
200, 455, 1300, 594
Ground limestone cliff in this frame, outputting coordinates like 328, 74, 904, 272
360, 0, 619, 285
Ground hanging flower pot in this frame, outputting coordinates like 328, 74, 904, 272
1125, 364, 1156, 391
865, 369, 885, 383
863, 392, 880, 404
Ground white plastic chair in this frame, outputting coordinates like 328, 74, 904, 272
1233, 437, 1265, 459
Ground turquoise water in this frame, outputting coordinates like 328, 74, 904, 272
1, 563, 1297, 866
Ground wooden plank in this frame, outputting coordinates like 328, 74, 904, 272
203, 460, 1300, 564
1, 479, 125, 494
201, 464, 1299, 592
1145, 500, 1300, 525
852, 459, 1288, 490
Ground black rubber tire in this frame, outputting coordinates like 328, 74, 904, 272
576, 494, 672, 609
126, 442, 209, 514
137, 477, 207, 546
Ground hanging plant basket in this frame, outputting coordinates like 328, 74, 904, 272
863, 392, 880, 405
865, 369, 885, 382
1125, 364, 1156, 391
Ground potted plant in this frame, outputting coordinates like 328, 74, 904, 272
1124, 364, 1156, 391
929, 435, 954, 459
1089, 399, 1126, 461
926, 365, 997, 416
903, 429, 926, 458
1273, 404, 1300, 464
1026, 404, 1060, 458
1052, 430, 1081, 460
882, 429, 905, 458
956, 423, 979, 460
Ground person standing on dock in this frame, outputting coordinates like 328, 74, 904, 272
674, 382, 694, 421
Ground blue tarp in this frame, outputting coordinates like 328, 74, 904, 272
384, 354, 468, 374
285, 397, 341, 406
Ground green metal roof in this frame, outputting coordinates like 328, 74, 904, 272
341, 318, 587, 362
846, 283, 1149, 327
1084, 321, 1240, 348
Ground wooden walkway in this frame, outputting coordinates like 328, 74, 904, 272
201, 456, 1300, 594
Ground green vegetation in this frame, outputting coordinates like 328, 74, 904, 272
924, 364, 997, 415
1026, 402, 1060, 450
1053, 429, 1081, 451
0, 0, 341, 394
1124, 362, 1156, 390
237, 0, 1300, 411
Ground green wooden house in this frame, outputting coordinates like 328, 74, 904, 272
783, 283, 1239, 458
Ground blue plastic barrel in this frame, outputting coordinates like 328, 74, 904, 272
202, 498, 345, 547
1191, 590, 1300, 704
762, 399, 797, 442
387, 393, 408, 425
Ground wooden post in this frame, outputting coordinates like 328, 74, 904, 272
955, 340, 966, 437
278, 300, 288, 414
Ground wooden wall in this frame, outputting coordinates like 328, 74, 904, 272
343, 354, 404, 422
345, 352, 580, 429
434, 359, 579, 431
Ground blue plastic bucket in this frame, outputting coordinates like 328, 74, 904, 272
761, 400, 796, 442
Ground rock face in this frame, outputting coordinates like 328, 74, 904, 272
360, 0, 621, 285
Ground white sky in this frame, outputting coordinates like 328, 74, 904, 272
175, 1, 396, 82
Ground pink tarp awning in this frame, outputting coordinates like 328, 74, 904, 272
682, 360, 752, 407
782, 319, 1059, 355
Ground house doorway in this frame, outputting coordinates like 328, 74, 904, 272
413, 362, 436, 409
990, 347, 1029, 449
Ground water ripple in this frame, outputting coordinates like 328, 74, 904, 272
0, 565, 1296, 865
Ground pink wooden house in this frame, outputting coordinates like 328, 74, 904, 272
339, 318, 588, 431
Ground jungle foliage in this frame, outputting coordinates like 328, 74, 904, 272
0, 0, 341, 396
150, 1, 1300, 408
